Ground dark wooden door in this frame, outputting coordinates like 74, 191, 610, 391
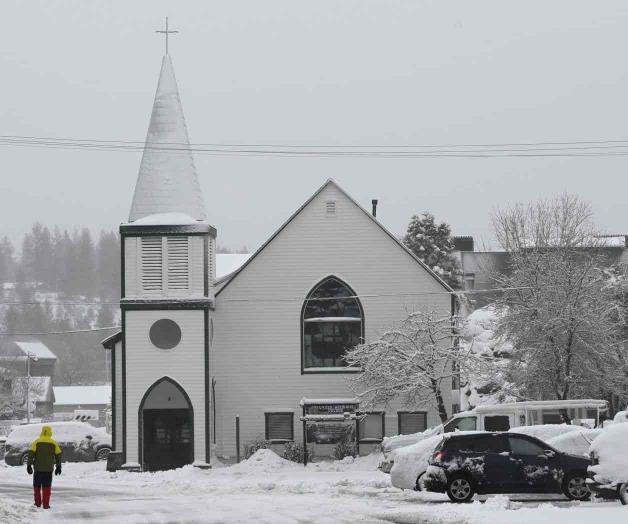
142, 409, 193, 471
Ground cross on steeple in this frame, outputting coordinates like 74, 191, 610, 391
156, 17, 179, 56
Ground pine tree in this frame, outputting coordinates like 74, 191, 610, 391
96, 231, 121, 300
403, 212, 462, 288
0, 236, 15, 284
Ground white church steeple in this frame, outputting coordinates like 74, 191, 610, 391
128, 53, 207, 223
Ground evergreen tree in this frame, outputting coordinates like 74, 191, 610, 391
96, 231, 120, 300
0, 236, 15, 284
403, 212, 462, 288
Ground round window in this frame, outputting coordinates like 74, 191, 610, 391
149, 319, 182, 350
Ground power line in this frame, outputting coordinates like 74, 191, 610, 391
5, 135, 628, 158
0, 326, 119, 337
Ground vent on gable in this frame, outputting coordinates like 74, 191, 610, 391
166, 237, 189, 291
141, 237, 163, 293
326, 200, 336, 215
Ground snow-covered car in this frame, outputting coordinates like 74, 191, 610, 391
588, 423, 628, 504
508, 423, 585, 442
547, 428, 602, 457
389, 434, 444, 490
379, 425, 443, 473
612, 410, 628, 424
4, 421, 112, 466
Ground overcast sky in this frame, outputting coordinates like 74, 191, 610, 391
2, 0, 628, 252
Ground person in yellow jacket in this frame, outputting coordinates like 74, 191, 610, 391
27, 426, 62, 509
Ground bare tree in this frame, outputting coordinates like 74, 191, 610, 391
345, 311, 477, 423
491, 194, 628, 402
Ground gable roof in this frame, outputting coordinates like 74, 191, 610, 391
216, 179, 452, 296
128, 55, 207, 223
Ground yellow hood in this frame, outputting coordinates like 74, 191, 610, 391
40, 425, 53, 438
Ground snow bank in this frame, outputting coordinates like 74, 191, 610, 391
390, 434, 443, 489
508, 424, 582, 443
231, 449, 299, 474
589, 423, 628, 484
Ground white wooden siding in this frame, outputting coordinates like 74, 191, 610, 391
212, 182, 452, 457
124, 310, 207, 464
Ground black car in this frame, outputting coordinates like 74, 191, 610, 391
424, 432, 591, 503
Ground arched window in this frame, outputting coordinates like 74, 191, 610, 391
302, 277, 364, 371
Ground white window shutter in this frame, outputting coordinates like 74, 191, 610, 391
141, 237, 163, 294
166, 237, 189, 291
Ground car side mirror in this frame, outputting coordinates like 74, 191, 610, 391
544, 449, 556, 459
85, 435, 93, 440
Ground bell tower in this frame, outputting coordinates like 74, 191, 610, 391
118, 38, 214, 470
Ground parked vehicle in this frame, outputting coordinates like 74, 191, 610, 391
547, 429, 602, 458
443, 399, 607, 434
4, 421, 112, 466
0, 435, 6, 460
380, 399, 606, 474
588, 423, 628, 504
389, 434, 445, 490
424, 432, 591, 503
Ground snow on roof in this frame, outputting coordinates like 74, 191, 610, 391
53, 385, 111, 406
216, 253, 251, 280
14, 341, 56, 360
133, 212, 198, 225
128, 55, 207, 223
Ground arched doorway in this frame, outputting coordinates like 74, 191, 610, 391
139, 377, 194, 471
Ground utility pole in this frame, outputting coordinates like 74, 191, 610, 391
25, 352, 38, 424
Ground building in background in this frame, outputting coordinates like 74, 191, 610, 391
53, 384, 111, 428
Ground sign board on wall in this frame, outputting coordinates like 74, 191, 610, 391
74, 409, 99, 421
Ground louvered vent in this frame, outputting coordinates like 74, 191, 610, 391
141, 237, 163, 293
266, 413, 293, 441
326, 200, 336, 215
167, 237, 189, 291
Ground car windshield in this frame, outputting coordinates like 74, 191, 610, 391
444, 416, 477, 433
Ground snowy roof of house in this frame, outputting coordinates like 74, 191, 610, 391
53, 385, 111, 406
13, 341, 56, 360
216, 254, 251, 280
127, 55, 207, 223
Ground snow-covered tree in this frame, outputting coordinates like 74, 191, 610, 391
492, 194, 628, 402
403, 213, 462, 289
345, 311, 479, 422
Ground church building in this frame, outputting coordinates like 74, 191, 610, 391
102, 51, 454, 471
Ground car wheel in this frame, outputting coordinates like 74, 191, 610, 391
95, 447, 111, 461
446, 474, 475, 503
415, 472, 426, 492
619, 484, 628, 506
20, 453, 29, 466
563, 473, 590, 501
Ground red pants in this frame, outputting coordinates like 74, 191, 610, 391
33, 471, 52, 508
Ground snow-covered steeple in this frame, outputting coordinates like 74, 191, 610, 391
128, 55, 207, 223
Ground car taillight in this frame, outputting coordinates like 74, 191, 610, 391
432, 450, 447, 462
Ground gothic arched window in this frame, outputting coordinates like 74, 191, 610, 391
302, 277, 364, 371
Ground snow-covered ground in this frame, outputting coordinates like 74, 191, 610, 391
0, 450, 625, 523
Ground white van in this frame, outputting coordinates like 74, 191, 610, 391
443, 399, 608, 433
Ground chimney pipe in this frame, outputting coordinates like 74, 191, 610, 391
371, 199, 378, 217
